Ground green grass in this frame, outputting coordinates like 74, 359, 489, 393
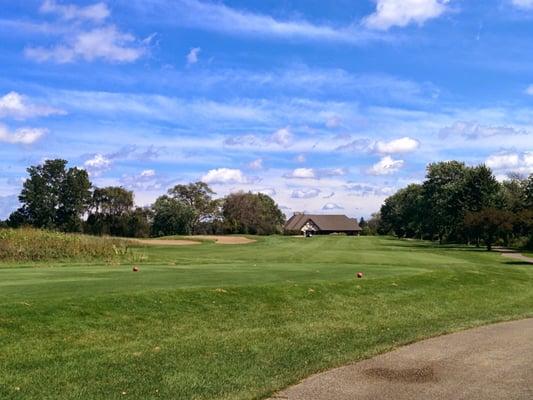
1, 236, 532, 399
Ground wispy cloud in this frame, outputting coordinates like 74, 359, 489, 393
186, 47, 201, 65
26, 26, 149, 63
0, 92, 65, 120
40, 0, 110, 22
0, 125, 47, 145
25, 1, 151, 63
511, 0, 533, 10
144, 0, 385, 44
439, 121, 528, 140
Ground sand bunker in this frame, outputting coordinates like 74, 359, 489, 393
133, 236, 255, 246
186, 235, 256, 245
133, 239, 201, 246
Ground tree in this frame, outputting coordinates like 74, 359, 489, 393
86, 187, 135, 236
423, 161, 468, 243
151, 195, 195, 237
364, 213, 382, 236
222, 192, 285, 235
500, 176, 527, 213
13, 159, 91, 232
463, 165, 499, 212
381, 184, 424, 238
525, 174, 533, 209
464, 208, 514, 251
167, 182, 219, 233
125, 207, 152, 238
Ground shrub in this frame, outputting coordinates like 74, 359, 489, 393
0, 227, 130, 262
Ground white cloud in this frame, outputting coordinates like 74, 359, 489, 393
0, 125, 47, 144
486, 151, 533, 175
319, 168, 348, 177
368, 156, 404, 175
486, 153, 521, 170
0, 92, 65, 120
270, 127, 293, 147
322, 202, 344, 210
364, 0, 450, 30
26, 26, 148, 63
140, 169, 156, 178
40, 0, 110, 22
254, 188, 276, 196
512, 0, 533, 9
186, 47, 201, 65
439, 121, 527, 139
284, 168, 316, 179
373, 136, 420, 154
84, 153, 112, 175
248, 158, 263, 170
201, 168, 249, 184
167, 0, 381, 44
291, 188, 321, 199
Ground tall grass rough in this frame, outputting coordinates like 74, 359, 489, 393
0, 227, 129, 261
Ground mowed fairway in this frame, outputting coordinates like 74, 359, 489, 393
1, 236, 532, 400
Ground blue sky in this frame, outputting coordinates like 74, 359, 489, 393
1, 0, 533, 219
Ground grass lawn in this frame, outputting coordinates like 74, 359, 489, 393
1, 236, 532, 399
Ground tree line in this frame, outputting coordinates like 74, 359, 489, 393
2, 159, 286, 237
378, 161, 533, 250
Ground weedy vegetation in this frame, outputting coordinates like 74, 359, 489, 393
0, 227, 130, 262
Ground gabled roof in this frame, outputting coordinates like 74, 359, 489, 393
284, 214, 362, 232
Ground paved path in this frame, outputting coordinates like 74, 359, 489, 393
494, 248, 533, 264
269, 319, 533, 400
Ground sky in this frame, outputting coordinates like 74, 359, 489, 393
1, 0, 533, 220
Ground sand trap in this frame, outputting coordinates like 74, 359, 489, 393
186, 235, 256, 245
133, 239, 201, 246
132, 236, 255, 246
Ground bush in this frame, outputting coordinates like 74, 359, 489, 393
0, 227, 130, 262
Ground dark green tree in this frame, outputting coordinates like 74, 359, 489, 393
167, 182, 219, 233
151, 195, 195, 237
13, 159, 91, 231
464, 208, 514, 251
222, 192, 285, 235
381, 184, 424, 238
422, 161, 468, 243
86, 187, 135, 236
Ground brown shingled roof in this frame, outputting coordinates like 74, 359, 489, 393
284, 214, 361, 232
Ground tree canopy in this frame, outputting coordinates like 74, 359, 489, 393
10, 159, 91, 232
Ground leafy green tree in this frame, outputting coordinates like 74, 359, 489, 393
499, 175, 527, 213
86, 187, 135, 236
13, 159, 91, 232
151, 195, 195, 237
464, 208, 514, 251
222, 192, 285, 235
167, 182, 219, 233
422, 161, 468, 243
381, 184, 424, 238
125, 207, 152, 238
463, 165, 499, 212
